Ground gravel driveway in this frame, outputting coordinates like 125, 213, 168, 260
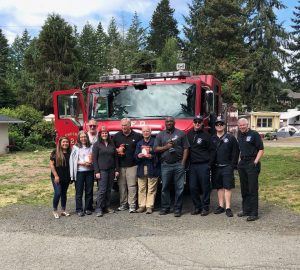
0, 189, 299, 270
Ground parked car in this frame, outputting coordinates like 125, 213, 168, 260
276, 126, 300, 138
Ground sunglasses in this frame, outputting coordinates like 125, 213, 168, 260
193, 121, 202, 124
215, 123, 224, 126
89, 125, 96, 128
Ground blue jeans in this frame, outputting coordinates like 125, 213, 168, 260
161, 162, 185, 212
95, 169, 115, 212
51, 178, 70, 211
75, 170, 94, 212
189, 163, 211, 211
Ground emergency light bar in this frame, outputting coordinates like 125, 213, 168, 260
99, 70, 192, 82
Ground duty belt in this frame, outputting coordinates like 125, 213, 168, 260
240, 156, 255, 161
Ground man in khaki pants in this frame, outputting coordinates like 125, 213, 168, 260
134, 126, 160, 214
113, 118, 142, 213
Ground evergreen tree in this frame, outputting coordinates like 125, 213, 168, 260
106, 17, 124, 73
95, 22, 109, 76
244, 0, 288, 110
156, 37, 180, 71
78, 22, 98, 81
124, 12, 148, 73
7, 30, 32, 105
0, 29, 15, 107
148, 0, 179, 55
24, 14, 79, 113
183, 0, 246, 105
288, 1, 300, 92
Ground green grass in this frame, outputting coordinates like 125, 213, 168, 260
260, 147, 300, 213
0, 148, 299, 213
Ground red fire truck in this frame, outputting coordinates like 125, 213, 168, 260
52, 70, 223, 144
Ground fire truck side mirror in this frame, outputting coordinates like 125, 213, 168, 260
205, 90, 214, 113
69, 95, 79, 118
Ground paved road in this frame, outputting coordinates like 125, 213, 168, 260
0, 190, 299, 270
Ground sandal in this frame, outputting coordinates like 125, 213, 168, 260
61, 211, 70, 217
53, 211, 60, 219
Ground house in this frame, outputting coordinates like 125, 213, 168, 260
0, 115, 24, 154
240, 111, 281, 134
280, 108, 300, 129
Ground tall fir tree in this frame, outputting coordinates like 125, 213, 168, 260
95, 22, 109, 76
124, 12, 150, 73
7, 29, 32, 105
244, 0, 288, 110
148, 0, 179, 55
288, 1, 300, 92
78, 22, 98, 81
106, 17, 124, 73
183, 0, 246, 105
0, 29, 15, 107
24, 14, 79, 113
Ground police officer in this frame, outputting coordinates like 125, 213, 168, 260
187, 116, 213, 216
237, 118, 264, 221
211, 117, 239, 217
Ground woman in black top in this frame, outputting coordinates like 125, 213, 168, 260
50, 136, 71, 219
93, 126, 119, 217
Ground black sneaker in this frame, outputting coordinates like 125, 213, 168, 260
159, 209, 169, 215
85, 210, 92, 215
214, 206, 225, 214
246, 216, 258, 222
200, 209, 209, 216
225, 208, 233, 217
174, 211, 181, 217
191, 209, 201, 215
237, 211, 248, 217
77, 211, 85, 217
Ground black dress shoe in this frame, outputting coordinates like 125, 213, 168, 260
225, 208, 233, 217
214, 206, 225, 214
191, 209, 201, 215
237, 211, 248, 217
247, 216, 258, 222
200, 209, 209, 216
159, 209, 169, 215
174, 211, 181, 217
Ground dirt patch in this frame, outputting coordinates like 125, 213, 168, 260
264, 137, 300, 147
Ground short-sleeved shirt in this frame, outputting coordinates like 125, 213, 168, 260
50, 150, 71, 182
154, 128, 190, 164
237, 129, 264, 158
211, 133, 239, 166
113, 130, 143, 167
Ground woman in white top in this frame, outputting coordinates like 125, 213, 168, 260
70, 130, 94, 217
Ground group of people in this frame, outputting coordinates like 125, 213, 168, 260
50, 116, 264, 222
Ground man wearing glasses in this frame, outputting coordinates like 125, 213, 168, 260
211, 117, 239, 217
187, 116, 213, 216
87, 119, 98, 147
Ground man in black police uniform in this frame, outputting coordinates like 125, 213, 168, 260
237, 118, 264, 221
187, 116, 212, 216
154, 117, 189, 217
211, 117, 239, 217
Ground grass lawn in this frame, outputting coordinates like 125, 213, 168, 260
260, 147, 300, 213
0, 147, 299, 213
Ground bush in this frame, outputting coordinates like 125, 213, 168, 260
0, 105, 55, 151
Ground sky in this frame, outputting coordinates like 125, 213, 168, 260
0, 0, 298, 44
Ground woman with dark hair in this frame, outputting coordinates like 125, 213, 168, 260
70, 130, 94, 217
50, 136, 71, 219
93, 126, 119, 217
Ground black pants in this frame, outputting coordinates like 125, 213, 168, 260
75, 170, 94, 212
95, 169, 115, 212
238, 160, 260, 216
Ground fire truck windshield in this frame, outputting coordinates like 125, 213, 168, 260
89, 83, 196, 119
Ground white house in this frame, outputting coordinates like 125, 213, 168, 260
0, 115, 24, 154
280, 108, 300, 129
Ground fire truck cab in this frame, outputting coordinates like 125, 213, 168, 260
53, 70, 222, 144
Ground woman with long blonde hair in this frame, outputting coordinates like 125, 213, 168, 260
50, 136, 71, 219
